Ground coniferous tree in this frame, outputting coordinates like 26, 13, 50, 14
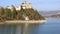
11, 5, 17, 19
0, 6, 5, 16
4, 8, 12, 19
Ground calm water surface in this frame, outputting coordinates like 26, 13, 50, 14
31, 18, 60, 34
0, 18, 60, 34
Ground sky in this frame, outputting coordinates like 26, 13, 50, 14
0, 0, 60, 11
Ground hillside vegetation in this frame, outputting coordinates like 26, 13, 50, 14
0, 6, 45, 21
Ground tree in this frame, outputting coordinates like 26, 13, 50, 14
4, 8, 12, 19
11, 5, 17, 19
0, 6, 5, 16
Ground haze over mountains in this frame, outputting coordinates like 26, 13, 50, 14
39, 10, 60, 17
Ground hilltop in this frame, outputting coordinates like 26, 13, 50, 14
0, 0, 45, 21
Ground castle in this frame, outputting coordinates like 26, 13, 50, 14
7, 0, 32, 11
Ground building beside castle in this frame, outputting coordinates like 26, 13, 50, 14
7, 0, 32, 11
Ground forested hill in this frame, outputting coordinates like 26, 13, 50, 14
0, 6, 45, 21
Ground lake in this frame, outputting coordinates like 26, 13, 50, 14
0, 18, 60, 34
31, 18, 60, 34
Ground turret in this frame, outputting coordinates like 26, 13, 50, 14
21, 0, 32, 9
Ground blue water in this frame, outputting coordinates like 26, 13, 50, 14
31, 18, 60, 34
0, 18, 60, 34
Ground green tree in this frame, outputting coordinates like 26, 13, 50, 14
11, 5, 17, 19
4, 8, 12, 19
0, 6, 5, 16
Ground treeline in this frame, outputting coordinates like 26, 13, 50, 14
0, 5, 45, 21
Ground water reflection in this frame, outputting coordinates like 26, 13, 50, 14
0, 18, 60, 34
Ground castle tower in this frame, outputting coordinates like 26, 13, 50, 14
22, 0, 32, 9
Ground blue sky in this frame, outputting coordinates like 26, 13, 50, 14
0, 0, 60, 11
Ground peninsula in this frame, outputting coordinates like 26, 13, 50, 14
0, 0, 46, 23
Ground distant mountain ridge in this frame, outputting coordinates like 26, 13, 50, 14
49, 14, 60, 18
39, 10, 60, 16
